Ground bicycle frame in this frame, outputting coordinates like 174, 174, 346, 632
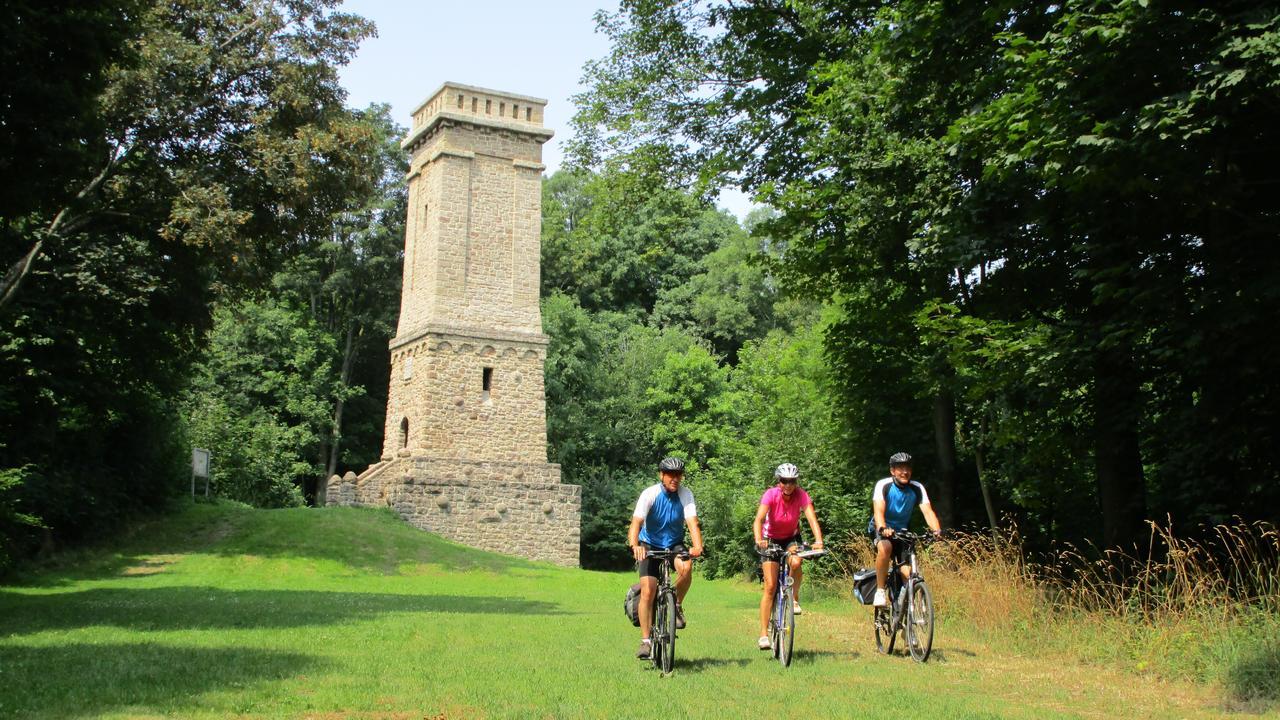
761, 544, 825, 667
873, 531, 934, 662
644, 548, 687, 674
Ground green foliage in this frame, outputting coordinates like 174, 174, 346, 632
573, 0, 1280, 551
541, 170, 742, 314
542, 291, 706, 567
0, 466, 43, 572
0, 1, 394, 556
187, 300, 337, 508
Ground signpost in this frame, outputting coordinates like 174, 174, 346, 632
192, 448, 210, 500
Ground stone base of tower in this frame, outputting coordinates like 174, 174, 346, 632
326, 456, 581, 567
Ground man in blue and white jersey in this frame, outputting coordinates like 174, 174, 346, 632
628, 456, 704, 659
871, 452, 942, 607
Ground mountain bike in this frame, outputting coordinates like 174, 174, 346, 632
644, 547, 690, 674
872, 530, 935, 663
759, 543, 827, 667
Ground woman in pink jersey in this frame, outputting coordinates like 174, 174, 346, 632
752, 463, 825, 650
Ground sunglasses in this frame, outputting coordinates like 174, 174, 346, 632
779, 478, 798, 485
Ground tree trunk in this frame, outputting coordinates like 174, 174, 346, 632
931, 390, 958, 527
320, 321, 359, 506
1093, 347, 1148, 550
974, 414, 998, 533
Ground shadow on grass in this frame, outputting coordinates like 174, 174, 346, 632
0, 642, 316, 719
0, 586, 563, 637
10, 505, 552, 588
929, 647, 976, 662
674, 656, 753, 673
1225, 641, 1280, 706
787, 649, 857, 664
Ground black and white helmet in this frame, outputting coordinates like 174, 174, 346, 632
658, 456, 685, 473
889, 452, 913, 466
774, 463, 799, 480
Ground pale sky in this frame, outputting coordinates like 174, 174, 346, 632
336, 0, 753, 219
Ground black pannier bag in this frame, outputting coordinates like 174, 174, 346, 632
623, 582, 642, 626
852, 568, 878, 605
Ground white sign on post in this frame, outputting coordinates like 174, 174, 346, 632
192, 448, 211, 499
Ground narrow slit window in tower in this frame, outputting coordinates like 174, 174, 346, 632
399, 417, 409, 449
482, 367, 493, 403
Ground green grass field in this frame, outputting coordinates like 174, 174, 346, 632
0, 503, 1267, 719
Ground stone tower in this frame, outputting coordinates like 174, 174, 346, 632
327, 82, 581, 567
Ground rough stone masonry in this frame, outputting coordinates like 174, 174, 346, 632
326, 82, 581, 567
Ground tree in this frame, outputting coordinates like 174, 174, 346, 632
270, 105, 407, 503
0, 0, 378, 559
542, 291, 704, 567
572, 0, 1280, 548
187, 300, 337, 507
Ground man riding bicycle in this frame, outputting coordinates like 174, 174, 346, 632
753, 462, 824, 650
628, 456, 704, 660
872, 452, 942, 607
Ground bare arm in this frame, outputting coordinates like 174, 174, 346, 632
686, 515, 706, 556
687, 517, 704, 557
752, 504, 769, 548
628, 516, 646, 561
920, 503, 942, 535
803, 504, 824, 548
873, 498, 889, 537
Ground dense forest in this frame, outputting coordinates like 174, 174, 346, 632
3, 0, 1278, 574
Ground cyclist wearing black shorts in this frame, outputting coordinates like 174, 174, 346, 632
628, 456, 704, 659
871, 452, 942, 607
752, 463, 824, 650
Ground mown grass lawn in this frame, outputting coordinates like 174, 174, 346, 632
0, 503, 1255, 719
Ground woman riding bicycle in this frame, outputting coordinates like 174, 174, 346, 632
752, 463, 824, 650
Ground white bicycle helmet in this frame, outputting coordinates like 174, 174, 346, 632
774, 463, 799, 480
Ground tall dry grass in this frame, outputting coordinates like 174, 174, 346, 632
829, 519, 1280, 706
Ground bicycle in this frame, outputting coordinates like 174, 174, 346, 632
872, 530, 935, 663
643, 547, 690, 674
758, 543, 827, 667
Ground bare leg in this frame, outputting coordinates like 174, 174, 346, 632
637, 576, 657, 640
789, 555, 803, 602
875, 539, 893, 588
759, 561, 778, 636
674, 556, 693, 604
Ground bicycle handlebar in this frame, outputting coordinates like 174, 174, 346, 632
756, 543, 827, 560
643, 548, 693, 561
877, 529, 942, 544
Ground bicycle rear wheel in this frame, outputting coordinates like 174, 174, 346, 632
906, 580, 934, 663
778, 588, 795, 667
657, 589, 677, 673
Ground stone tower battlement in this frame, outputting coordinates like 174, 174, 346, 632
328, 82, 580, 567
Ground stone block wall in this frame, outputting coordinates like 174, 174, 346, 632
327, 457, 580, 567
382, 330, 550, 463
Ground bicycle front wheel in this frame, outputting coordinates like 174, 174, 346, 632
874, 583, 898, 655
906, 580, 934, 663
657, 589, 677, 673
778, 588, 795, 667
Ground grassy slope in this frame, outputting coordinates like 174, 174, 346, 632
0, 503, 1261, 720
